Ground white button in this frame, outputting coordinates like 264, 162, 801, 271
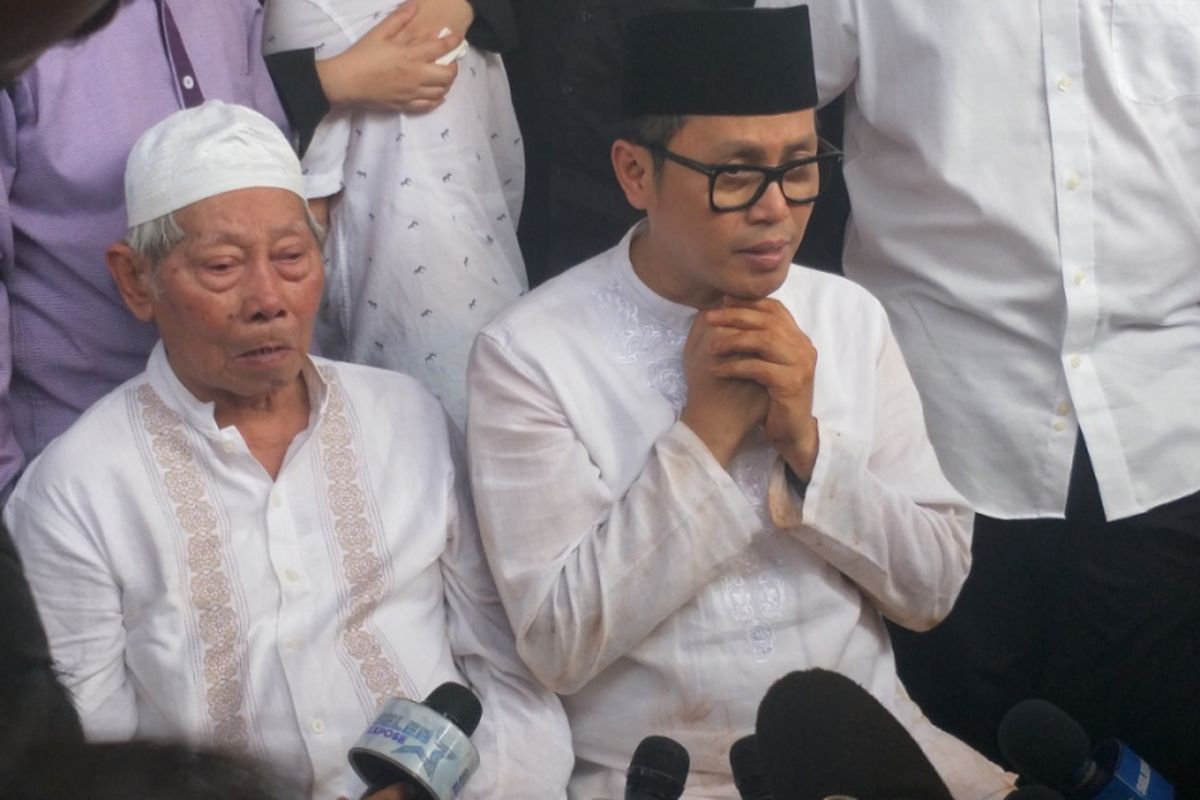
284, 569, 301, 583
1065, 172, 1081, 191
221, 440, 237, 454
271, 490, 283, 509
285, 638, 301, 652
1069, 354, 1082, 369
182, 75, 195, 90
311, 718, 325, 734
1056, 402, 1071, 416
1053, 420, 1066, 433
1073, 271, 1086, 286
1056, 75, 1072, 93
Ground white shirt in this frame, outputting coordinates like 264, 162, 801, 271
7, 344, 572, 800
759, 0, 1200, 519
264, 0, 527, 430
466, 228, 1011, 799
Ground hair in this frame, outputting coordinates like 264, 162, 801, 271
614, 114, 688, 173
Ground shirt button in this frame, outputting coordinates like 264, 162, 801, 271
1065, 172, 1081, 191
1053, 420, 1067, 433
285, 638, 301, 652
221, 440, 237, 454
270, 490, 283, 509
1056, 402, 1071, 416
1056, 75, 1072, 93
284, 569, 301, 583
561, 84, 574, 96
181, 75, 195, 90
1072, 271, 1086, 286
1069, 354, 1082, 369
311, 718, 325, 734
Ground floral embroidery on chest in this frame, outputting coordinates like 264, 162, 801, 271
594, 279, 688, 411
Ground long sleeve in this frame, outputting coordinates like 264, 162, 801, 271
768, 322, 974, 631
438, 430, 573, 799
467, 331, 762, 695
0, 91, 25, 501
5, 491, 138, 739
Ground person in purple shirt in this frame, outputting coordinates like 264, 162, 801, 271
0, 0, 287, 501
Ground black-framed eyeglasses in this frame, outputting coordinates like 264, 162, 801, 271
642, 138, 843, 213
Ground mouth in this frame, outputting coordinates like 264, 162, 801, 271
735, 239, 793, 270
236, 344, 294, 363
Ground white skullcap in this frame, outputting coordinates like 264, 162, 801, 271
124, 100, 304, 228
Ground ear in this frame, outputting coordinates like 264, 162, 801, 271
611, 138, 657, 212
106, 243, 157, 323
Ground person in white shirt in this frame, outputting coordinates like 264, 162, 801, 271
753, 2, 1200, 790
466, 8, 1012, 799
5, 100, 572, 800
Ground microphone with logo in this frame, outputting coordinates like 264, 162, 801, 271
997, 698, 1174, 800
625, 735, 690, 800
348, 682, 482, 800
729, 734, 773, 800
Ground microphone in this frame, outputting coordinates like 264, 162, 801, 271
626, 735, 689, 800
755, 668, 952, 800
729, 734, 773, 800
997, 699, 1174, 800
348, 682, 483, 800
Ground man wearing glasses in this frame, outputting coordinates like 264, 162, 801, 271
466, 7, 1011, 798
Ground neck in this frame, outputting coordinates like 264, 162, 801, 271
214, 374, 312, 480
629, 224, 721, 309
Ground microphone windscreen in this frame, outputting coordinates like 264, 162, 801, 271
627, 735, 689, 800
729, 735, 772, 800
1005, 785, 1066, 800
755, 668, 952, 800
424, 682, 483, 737
997, 699, 1090, 790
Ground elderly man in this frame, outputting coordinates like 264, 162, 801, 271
6, 100, 572, 800
466, 8, 1010, 799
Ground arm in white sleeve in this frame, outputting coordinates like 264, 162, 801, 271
466, 332, 762, 695
768, 319, 973, 631
438, 430, 573, 799
4, 490, 137, 739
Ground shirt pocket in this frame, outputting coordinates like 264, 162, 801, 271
1110, 0, 1200, 103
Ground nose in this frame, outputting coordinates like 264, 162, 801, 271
746, 178, 791, 223
241, 254, 287, 323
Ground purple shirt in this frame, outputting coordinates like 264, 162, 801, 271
0, 0, 286, 498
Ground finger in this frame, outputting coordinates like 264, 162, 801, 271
707, 329, 806, 368
376, 1, 420, 40
398, 96, 446, 114
703, 306, 773, 331
407, 33, 464, 64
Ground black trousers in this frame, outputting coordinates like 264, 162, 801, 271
888, 437, 1200, 795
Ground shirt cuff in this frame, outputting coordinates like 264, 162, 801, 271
768, 420, 871, 532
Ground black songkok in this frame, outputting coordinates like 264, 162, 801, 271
621, 6, 819, 118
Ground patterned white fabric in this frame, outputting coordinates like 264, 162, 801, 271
466, 226, 1012, 799
7, 344, 572, 800
264, 0, 527, 430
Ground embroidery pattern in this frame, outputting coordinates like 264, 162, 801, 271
136, 385, 249, 746
317, 366, 405, 708
594, 280, 688, 411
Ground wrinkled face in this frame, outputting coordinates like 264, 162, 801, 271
0, 0, 122, 85
149, 187, 323, 407
632, 110, 818, 308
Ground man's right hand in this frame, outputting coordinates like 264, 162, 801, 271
315, 3, 462, 114
679, 308, 769, 467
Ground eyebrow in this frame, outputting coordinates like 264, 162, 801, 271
712, 136, 820, 162
192, 222, 312, 247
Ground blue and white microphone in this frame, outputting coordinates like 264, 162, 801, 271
349, 682, 483, 800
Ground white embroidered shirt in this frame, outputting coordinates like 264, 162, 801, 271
7, 344, 573, 800
466, 228, 1009, 799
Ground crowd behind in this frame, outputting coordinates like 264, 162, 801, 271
1, 1, 1197, 799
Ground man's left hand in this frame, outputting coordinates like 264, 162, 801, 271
703, 297, 820, 481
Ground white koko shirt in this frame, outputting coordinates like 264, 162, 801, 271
467, 228, 1010, 799
7, 344, 572, 800
760, 0, 1200, 519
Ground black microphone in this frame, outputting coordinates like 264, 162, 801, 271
1006, 786, 1066, 800
755, 668, 952, 800
626, 735, 689, 800
997, 699, 1174, 800
349, 682, 483, 800
729, 734, 773, 800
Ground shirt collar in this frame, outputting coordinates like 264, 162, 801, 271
613, 221, 699, 334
